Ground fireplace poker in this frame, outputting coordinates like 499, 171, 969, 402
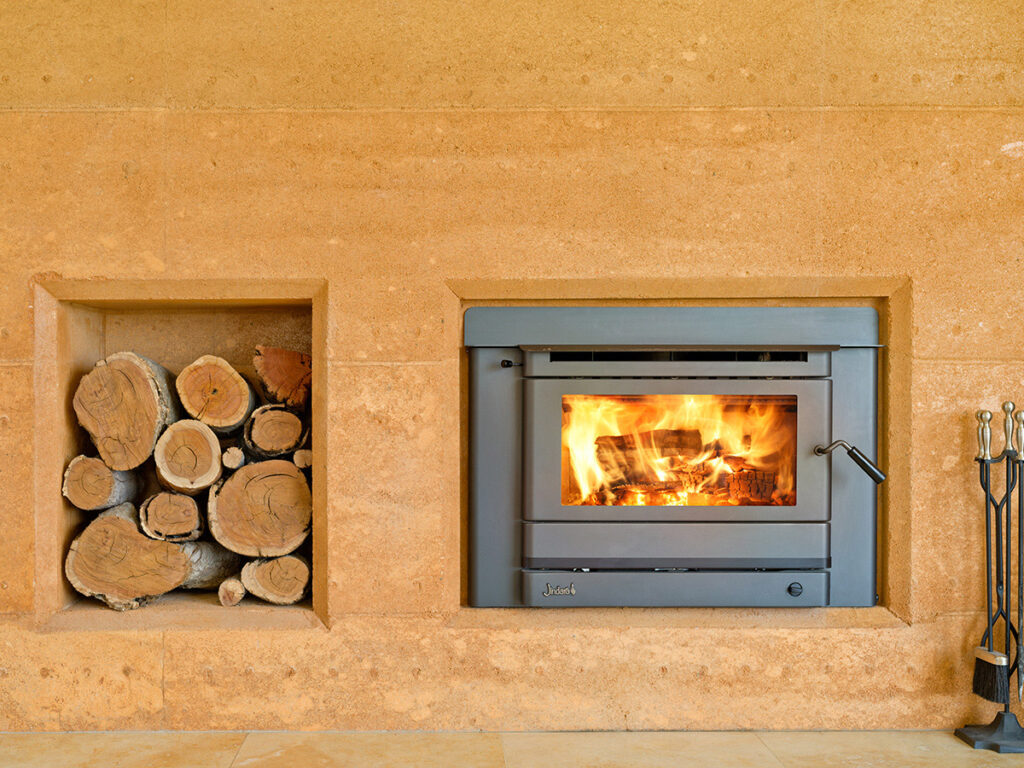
1016, 410, 1024, 702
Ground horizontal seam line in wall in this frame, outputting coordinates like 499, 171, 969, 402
326, 360, 448, 366
0, 360, 31, 366
914, 358, 1024, 364
1, 105, 1023, 114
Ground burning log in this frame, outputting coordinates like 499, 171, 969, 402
208, 460, 312, 557
176, 355, 256, 434
241, 555, 310, 605
242, 404, 307, 459
62, 455, 139, 511
218, 576, 246, 606
154, 419, 223, 495
595, 428, 704, 485
727, 469, 777, 503
253, 345, 312, 410
72, 352, 179, 470
139, 491, 202, 541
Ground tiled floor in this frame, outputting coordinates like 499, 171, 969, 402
0, 730, 1016, 767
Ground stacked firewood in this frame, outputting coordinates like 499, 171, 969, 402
62, 346, 314, 611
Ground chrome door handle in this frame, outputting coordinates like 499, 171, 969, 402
814, 440, 886, 484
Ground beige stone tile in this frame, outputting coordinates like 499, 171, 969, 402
164, 0, 822, 109
819, 110, 1024, 360
232, 732, 504, 768
0, 112, 166, 361
0, 732, 243, 768
758, 730, 1008, 767
0, 365, 33, 614
0, 627, 164, 730
823, 0, 1024, 106
503, 732, 785, 768
910, 360, 1024, 619
325, 363, 459, 614
0, 1, 166, 108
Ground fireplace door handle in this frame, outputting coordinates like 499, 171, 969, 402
814, 440, 886, 484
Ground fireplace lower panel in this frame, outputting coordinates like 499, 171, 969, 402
522, 570, 829, 607
524, 522, 829, 569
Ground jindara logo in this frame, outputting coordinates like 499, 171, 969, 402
542, 582, 576, 597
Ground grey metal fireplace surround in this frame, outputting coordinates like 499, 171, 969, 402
466, 306, 882, 608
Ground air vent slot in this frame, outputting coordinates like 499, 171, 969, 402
549, 350, 809, 363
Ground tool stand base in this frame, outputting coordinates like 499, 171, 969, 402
956, 712, 1024, 753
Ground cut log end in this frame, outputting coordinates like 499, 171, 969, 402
253, 346, 312, 410
62, 455, 138, 511
292, 449, 313, 470
64, 503, 191, 611
139, 492, 202, 541
218, 576, 247, 606
241, 555, 310, 605
222, 446, 246, 470
244, 405, 306, 458
154, 419, 222, 495
176, 355, 255, 433
208, 460, 311, 557
72, 352, 178, 470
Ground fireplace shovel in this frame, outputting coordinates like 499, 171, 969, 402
957, 404, 1024, 753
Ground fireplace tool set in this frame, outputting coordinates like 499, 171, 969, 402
956, 402, 1024, 752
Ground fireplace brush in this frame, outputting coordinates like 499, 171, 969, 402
956, 402, 1024, 753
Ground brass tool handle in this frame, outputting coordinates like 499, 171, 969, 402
1004, 401, 1016, 455
978, 410, 993, 460
1014, 411, 1024, 458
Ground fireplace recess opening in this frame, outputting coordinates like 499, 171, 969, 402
466, 306, 883, 608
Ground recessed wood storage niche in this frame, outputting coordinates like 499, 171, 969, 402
33, 280, 326, 630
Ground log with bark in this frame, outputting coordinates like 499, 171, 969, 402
154, 419, 223, 494
179, 542, 243, 589
240, 555, 310, 605
64, 503, 194, 610
218, 576, 246, 607
208, 460, 312, 557
175, 355, 256, 434
222, 446, 246, 471
595, 428, 704, 485
72, 352, 180, 470
62, 455, 139, 511
243, 404, 308, 459
139, 491, 202, 541
253, 345, 312, 410
292, 449, 313, 470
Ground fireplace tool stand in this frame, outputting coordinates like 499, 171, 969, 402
956, 403, 1024, 753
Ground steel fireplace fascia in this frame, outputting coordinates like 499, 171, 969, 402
466, 306, 880, 609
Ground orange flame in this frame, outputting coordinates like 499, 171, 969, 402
561, 394, 797, 507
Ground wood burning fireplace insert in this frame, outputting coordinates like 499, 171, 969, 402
466, 307, 884, 608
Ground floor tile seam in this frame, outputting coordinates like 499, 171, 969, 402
226, 731, 249, 768
1, 104, 1024, 115
753, 731, 794, 767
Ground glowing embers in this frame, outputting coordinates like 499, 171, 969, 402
561, 394, 797, 507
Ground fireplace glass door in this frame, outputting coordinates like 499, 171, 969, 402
525, 379, 830, 522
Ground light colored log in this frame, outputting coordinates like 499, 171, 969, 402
139, 492, 202, 541
253, 345, 312, 410
292, 449, 313, 470
154, 419, 222, 495
240, 555, 310, 605
179, 541, 243, 589
72, 352, 180, 470
62, 455, 138, 511
218, 576, 246, 606
64, 503, 191, 611
175, 355, 255, 434
222, 446, 246, 471
208, 460, 311, 557
243, 404, 307, 459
